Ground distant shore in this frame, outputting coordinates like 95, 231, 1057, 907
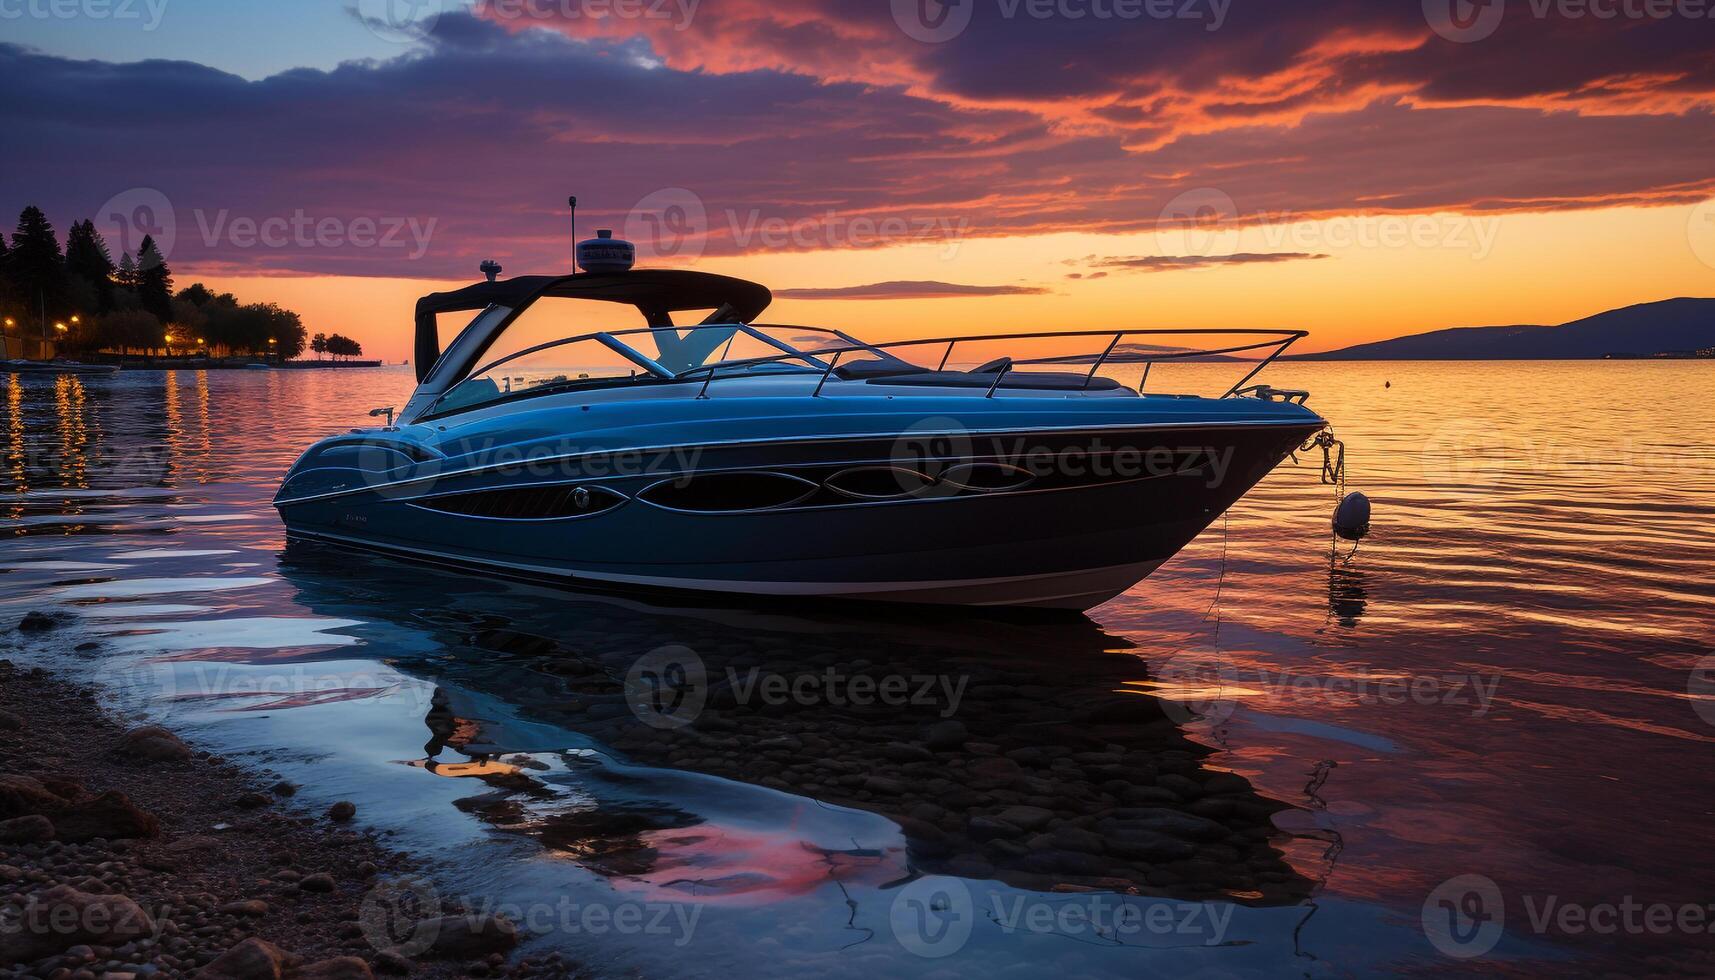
1287, 350, 1715, 361
94, 357, 387, 370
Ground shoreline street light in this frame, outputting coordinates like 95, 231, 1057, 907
54, 322, 68, 332
70, 315, 80, 325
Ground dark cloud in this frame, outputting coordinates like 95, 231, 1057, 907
2, 3, 1712, 280
775, 281, 1050, 300
1078, 252, 1331, 273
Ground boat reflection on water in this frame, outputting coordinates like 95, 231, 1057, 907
279, 540, 1315, 908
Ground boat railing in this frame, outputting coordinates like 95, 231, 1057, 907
678, 327, 1309, 400
436, 325, 1307, 414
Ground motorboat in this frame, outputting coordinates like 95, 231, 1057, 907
275, 237, 1329, 610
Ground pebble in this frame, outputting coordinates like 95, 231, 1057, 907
116, 727, 193, 764
924, 719, 968, 750
0, 813, 56, 844
219, 899, 270, 917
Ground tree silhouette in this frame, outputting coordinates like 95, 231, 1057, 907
9, 206, 72, 329
115, 252, 140, 290
311, 332, 328, 360
64, 219, 117, 313
135, 234, 174, 323
0, 233, 13, 321
6, 207, 317, 361
94, 308, 161, 357
176, 282, 216, 308
203, 300, 305, 359
324, 333, 363, 360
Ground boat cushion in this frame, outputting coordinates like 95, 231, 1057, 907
832, 358, 931, 380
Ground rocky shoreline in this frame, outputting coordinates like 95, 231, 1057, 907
0, 655, 567, 980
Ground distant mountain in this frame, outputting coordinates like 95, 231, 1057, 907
1296, 298, 1715, 360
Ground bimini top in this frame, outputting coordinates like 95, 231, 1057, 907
413, 270, 773, 382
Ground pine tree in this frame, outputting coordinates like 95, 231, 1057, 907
135, 234, 174, 323
64, 219, 117, 313
9, 206, 72, 329
0, 233, 15, 323
115, 253, 140, 290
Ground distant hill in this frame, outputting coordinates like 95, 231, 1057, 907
1296, 298, 1715, 360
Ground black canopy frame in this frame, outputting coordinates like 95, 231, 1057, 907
412, 270, 773, 383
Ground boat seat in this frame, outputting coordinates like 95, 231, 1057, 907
869, 370, 1126, 392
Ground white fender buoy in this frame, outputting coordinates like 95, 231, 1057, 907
1333, 492, 1371, 542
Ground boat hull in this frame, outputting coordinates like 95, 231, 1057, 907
275, 421, 1320, 610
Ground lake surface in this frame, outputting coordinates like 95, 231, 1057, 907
3, 362, 1712, 977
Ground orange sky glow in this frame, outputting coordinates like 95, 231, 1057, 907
196, 203, 1715, 363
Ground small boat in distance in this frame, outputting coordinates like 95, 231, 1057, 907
274, 234, 1329, 610
2, 359, 120, 376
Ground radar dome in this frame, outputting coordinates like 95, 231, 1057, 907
577, 229, 635, 274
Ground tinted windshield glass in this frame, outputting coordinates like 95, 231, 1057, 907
434, 336, 659, 414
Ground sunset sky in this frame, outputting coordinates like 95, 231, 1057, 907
4, 0, 1714, 359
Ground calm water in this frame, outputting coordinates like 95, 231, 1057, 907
3, 363, 1713, 977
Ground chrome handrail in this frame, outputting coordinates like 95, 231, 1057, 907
672, 328, 1308, 399
438, 324, 1308, 411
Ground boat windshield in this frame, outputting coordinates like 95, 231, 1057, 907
429, 323, 835, 416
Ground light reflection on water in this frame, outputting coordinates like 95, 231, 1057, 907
2, 363, 1712, 976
